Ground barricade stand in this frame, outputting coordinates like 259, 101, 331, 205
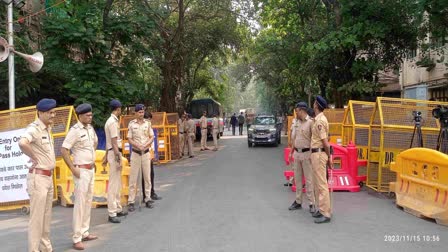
323, 108, 346, 144
391, 148, 448, 226
367, 97, 446, 192
341, 100, 375, 177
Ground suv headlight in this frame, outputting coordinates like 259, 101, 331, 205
248, 128, 254, 132
269, 128, 277, 132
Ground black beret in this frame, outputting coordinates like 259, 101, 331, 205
316, 95, 328, 109
135, 104, 145, 112
295, 102, 308, 109
36, 98, 56, 112
110, 99, 122, 109
75, 103, 92, 115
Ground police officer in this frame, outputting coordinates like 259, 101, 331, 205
19, 98, 57, 252
127, 104, 155, 211
178, 113, 186, 157
288, 102, 315, 213
200, 111, 209, 151
310, 96, 333, 224
211, 113, 219, 151
104, 99, 127, 223
143, 112, 162, 201
61, 103, 98, 250
186, 114, 195, 158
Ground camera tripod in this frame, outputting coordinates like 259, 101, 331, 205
410, 117, 424, 148
436, 119, 448, 154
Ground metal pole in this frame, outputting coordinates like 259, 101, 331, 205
8, 2, 15, 109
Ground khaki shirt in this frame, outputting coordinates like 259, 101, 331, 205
186, 120, 196, 134
62, 121, 97, 165
127, 119, 154, 146
21, 118, 56, 170
200, 116, 207, 129
292, 116, 313, 160
311, 112, 329, 148
105, 114, 121, 150
178, 119, 185, 133
212, 117, 219, 129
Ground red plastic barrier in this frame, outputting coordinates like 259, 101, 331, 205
284, 142, 367, 192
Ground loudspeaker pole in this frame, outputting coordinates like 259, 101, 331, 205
8, 2, 15, 109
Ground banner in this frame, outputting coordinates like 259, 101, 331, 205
0, 128, 29, 203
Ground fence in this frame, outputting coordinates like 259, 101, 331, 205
367, 97, 447, 192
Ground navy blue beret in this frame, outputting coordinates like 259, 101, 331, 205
316, 95, 327, 109
295, 102, 308, 109
135, 104, 145, 112
36, 98, 56, 112
110, 99, 122, 109
75, 103, 92, 115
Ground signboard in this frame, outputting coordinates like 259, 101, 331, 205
0, 128, 29, 203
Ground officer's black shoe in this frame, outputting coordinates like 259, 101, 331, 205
117, 211, 128, 217
314, 216, 331, 224
151, 194, 162, 200
288, 201, 302, 210
145, 201, 154, 208
312, 211, 323, 218
128, 203, 135, 212
309, 205, 315, 213
108, 216, 121, 223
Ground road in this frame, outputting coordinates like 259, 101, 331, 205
0, 128, 447, 251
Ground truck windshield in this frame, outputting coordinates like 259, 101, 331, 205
254, 117, 275, 125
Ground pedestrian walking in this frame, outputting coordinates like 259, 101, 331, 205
238, 112, 245, 135
230, 113, 237, 136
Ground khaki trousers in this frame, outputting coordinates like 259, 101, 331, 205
179, 133, 185, 155
187, 133, 195, 156
27, 172, 54, 252
293, 152, 315, 206
128, 152, 152, 204
107, 151, 123, 217
72, 168, 94, 243
212, 129, 218, 149
201, 129, 208, 149
311, 152, 331, 218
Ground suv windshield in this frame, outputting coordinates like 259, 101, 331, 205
253, 117, 275, 125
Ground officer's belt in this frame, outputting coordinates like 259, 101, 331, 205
294, 148, 310, 153
76, 164, 94, 169
29, 168, 52, 177
108, 147, 123, 152
132, 149, 150, 155
311, 148, 326, 153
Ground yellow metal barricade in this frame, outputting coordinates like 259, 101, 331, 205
0, 105, 77, 212
323, 108, 346, 144
391, 148, 448, 226
166, 113, 180, 160
152, 112, 171, 163
367, 97, 447, 192
342, 101, 375, 177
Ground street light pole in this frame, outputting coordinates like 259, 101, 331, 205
8, 2, 15, 109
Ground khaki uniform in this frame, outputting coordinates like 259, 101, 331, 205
178, 118, 185, 156
105, 114, 123, 217
291, 116, 315, 207
200, 115, 208, 149
212, 117, 219, 150
62, 122, 97, 244
186, 119, 195, 156
311, 112, 331, 218
127, 119, 154, 204
22, 118, 56, 252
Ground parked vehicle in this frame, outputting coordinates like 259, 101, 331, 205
187, 98, 224, 140
247, 115, 282, 147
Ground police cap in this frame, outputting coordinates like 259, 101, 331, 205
36, 98, 57, 112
